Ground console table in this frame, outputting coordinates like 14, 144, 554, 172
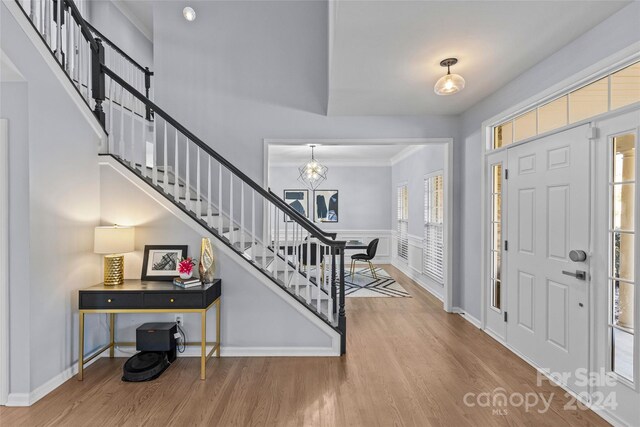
78, 279, 221, 380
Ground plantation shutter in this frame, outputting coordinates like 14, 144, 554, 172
424, 175, 444, 283
397, 185, 408, 260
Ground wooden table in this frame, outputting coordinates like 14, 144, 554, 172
78, 279, 221, 380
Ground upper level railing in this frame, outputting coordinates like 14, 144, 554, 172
14, 0, 347, 349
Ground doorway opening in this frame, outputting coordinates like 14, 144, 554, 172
264, 138, 454, 310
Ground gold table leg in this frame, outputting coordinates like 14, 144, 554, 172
201, 310, 207, 380
216, 299, 221, 358
78, 311, 85, 380
109, 313, 115, 358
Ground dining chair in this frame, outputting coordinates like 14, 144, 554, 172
350, 238, 379, 279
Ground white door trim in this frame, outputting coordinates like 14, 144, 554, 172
264, 137, 455, 312
0, 119, 9, 405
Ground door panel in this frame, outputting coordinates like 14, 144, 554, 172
507, 125, 590, 394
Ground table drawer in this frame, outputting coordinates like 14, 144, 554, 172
80, 292, 143, 309
143, 292, 203, 309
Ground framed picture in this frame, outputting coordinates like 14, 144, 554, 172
314, 190, 338, 223
141, 245, 188, 281
283, 189, 309, 221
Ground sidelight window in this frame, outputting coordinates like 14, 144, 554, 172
609, 133, 636, 383
489, 163, 503, 311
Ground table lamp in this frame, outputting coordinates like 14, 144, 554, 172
94, 225, 135, 286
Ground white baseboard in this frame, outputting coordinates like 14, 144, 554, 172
4, 342, 338, 407
391, 258, 444, 302
451, 307, 481, 328
111, 345, 337, 358
5, 353, 103, 407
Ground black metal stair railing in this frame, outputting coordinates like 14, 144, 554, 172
14, 0, 347, 353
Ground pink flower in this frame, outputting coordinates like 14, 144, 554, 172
178, 257, 196, 274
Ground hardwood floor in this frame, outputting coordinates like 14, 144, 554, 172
0, 265, 608, 426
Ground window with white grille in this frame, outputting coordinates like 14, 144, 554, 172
424, 174, 444, 283
397, 184, 408, 261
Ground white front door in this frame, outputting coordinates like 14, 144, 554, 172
506, 125, 590, 394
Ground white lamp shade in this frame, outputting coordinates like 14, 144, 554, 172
94, 226, 135, 254
434, 73, 465, 95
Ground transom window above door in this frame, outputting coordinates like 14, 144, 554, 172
492, 61, 640, 150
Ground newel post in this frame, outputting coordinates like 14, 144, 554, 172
91, 38, 106, 127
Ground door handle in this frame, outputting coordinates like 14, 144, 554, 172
562, 270, 587, 280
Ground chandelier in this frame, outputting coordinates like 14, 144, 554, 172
298, 145, 328, 190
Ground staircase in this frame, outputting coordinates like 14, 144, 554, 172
14, 0, 346, 353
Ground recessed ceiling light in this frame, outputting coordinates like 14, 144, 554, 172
183, 6, 196, 22
434, 58, 465, 96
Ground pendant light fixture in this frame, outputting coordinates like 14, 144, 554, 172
298, 145, 328, 190
434, 58, 465, 96
183, 6, 196, 21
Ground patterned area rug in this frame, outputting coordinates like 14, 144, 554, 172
346, 267, 411, 298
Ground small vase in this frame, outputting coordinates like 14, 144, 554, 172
179, 271, 193, 280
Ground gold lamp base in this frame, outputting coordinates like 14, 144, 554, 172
104, 254, 125, 286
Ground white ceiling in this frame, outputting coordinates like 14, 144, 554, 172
269, 144, 423, 166
328, 0, 629, 115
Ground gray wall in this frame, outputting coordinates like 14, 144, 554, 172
1, 82, 31, 395
151, 0, 461, 306
88, 0, 153, 70
2, 1, 103, 395
269, 165, 391, 231
151, 1, 460, 183
391, 146, 445, 237
458, 1, 640, 319
100, 166, 334, 350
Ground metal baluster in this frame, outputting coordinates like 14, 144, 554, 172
162, 122, 168, 191
55, 0, 61, 62
218, 165, 223, 235
272, 204, 278, 277
129, 71, 135, 168
185, 140, 191, 211
152, 118, 157, 185
196, 148, 201, 217
141, 115, 147, 175
327, 248, 334, 322
295, 223, 300, 295
316, 242, 321, 312
30, 0, 38, 34
229, 174, 234, 244
108, 64, 114, 153
240, 182, 245, 255
65, 7, 72, 72
44, 0, 50, 45
251, 191, 256, 261
86, 40, 91, 107
331, 246, 337, 318
118, 72, 125, 158
174, 130, 179, 201
262, 200, 268, 269
207, 157, 213, 227
74, 25, 80, 84
284, 217, 289, 286
306, 231, 311, 304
